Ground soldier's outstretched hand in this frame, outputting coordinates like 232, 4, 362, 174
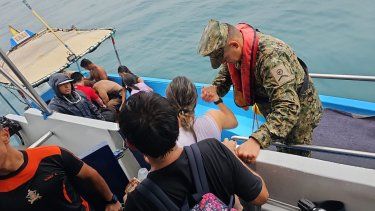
201, 85, 218, 102
236, 137, 260, 163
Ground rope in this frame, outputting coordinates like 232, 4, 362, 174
76, 61, 82, 73
3, 86, 28, 105
22, 0, 76, 57
111, 36, 122, 66
0, 89, 20, 115
251, 104, 260, 132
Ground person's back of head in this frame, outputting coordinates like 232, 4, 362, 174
122, 73, 138, 90
166, 76, 198, 139
118, 65, 130, 74
71, 72, 84, 84
80, 58, 92, 68
119, 92, 179, 158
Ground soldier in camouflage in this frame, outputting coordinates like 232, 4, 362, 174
198, 19, 323, 160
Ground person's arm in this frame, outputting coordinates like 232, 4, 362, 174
95, 97, 106, 108
221, 139, 269, 205
204, 86, 238, 130
60, 148, 121, 211
251, 54, 300, 148
119, 87, 127, 111
212, 65, 232, 97
48, 100, 70, 115
236, 53, 300, 163
95, 87, 110, 104
83, 78, 95, 87
88, 100, 106, 120
90, 88, 106, 108
77, 164, 121, 210
215, 140, 269, 205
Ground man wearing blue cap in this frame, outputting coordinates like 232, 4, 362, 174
48, 73, 105, 120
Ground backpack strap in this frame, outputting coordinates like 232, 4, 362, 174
185, 144, 235, 209
297, 57, 309, 96
137, 178, 179, 211
184, 144, 210, 193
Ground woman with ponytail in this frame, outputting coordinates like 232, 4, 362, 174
166, 76, 238, 146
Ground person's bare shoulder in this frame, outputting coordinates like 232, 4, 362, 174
97, 66, 108, 78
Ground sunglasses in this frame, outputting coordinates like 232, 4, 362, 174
0, 125, 8, 131
0, 117, 21, 137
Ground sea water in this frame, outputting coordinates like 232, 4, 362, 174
0, 0, 374, 115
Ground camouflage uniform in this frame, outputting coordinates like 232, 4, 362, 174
199, 20, 323, 156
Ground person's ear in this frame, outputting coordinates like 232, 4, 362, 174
3, 128, 10, 144
144, 155, 150, 164
228, 41, 239, 49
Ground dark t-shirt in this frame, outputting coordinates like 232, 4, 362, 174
0, 146, 86, 211
124, 139, 262, 210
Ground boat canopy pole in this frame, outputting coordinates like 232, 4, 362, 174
310, 73, 375, 82
231, 136, 375, 159
22, 0, 77, 59
0, 48, 52, 115
111, 36, 122, 66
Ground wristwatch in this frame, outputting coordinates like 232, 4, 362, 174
214, 97, 223, 105
105, 194, 119, 205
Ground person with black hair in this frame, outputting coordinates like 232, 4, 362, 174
0, 118, 121, 211
47, 73, 105, 120
122, 73, 153, 96
80, 58, 108, 82
93, 80, 125, 111
118, 65, 143, 84
71, 72, 106, 108
119, 92, 268, 210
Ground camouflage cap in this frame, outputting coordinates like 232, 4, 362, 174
198, 19, 228, 69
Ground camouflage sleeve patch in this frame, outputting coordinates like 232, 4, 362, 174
270, 64, 295, 86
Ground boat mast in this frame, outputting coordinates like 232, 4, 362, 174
0, 48, 52, 115
22, 0, 77, 61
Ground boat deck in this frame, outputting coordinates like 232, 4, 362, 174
34, 73, 375, 169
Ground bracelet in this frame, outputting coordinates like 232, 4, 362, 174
214, 98, 223, 105
105, 194, 119, 205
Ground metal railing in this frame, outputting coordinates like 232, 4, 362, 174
231, 136, 375, 159
309, 73, 375, 82
28, 131, 54, 148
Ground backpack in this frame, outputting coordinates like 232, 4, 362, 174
136, 144, 235, 211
